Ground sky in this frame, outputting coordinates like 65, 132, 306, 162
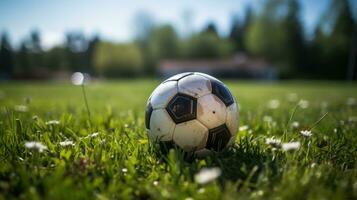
0, 0, 348, 49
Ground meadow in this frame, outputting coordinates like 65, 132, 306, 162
0, 80, 356, 199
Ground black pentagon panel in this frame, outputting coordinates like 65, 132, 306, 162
211, 80, 234, 106
164, 72, 194, 82
145, 102, 153, 129
166, 93, 197, 124
206, 124, 231, 152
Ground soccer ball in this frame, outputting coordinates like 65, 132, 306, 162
145, 72, 239, 153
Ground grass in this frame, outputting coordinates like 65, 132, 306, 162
0, 80, 356, 199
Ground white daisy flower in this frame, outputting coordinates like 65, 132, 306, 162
198, 188, 205, 194
153, 181, 159, 186
282, 142, 300, 151
60, 140, 75, 147
268, 99, 280, 109
194, 167, 221, 184
46, 120, 60, 125
291, 121, 299, 128
239, 125, 249, 131
265, 137, 281, 148
298, 100, 309, 109
14, 105, 28, 112
300, 130, 312, 137
24, 141, 47, 153
88, 132, 100, 138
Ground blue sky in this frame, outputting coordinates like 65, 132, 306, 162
0, 0, 346, 49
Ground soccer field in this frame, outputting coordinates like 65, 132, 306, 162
0, 80, 356, 199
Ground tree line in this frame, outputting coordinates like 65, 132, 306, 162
0, 0, 356, 80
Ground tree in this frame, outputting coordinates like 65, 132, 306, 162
93, 41, 143, 77
133, 11, 156, 74
27, 30, 43, 70
148, 25, 179, 60
183, 32, 233, 59
245, 0, 285, 60
229, 6, 252, 52
203, 22, 219, 37
85, 36, 100, 74
312, 0, 355, 79
65, 32, 89, 72
16, 42, 30, 73
0, 33, 14, 78
245, 0, 306, 77
280, 0, 305, 76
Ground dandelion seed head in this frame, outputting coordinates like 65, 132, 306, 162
24, 141, 47, 153
268, 99, 280, 109
298, 100, 309, 109
282, 142, 300, 151
71, 72, 84, 85
194, 167, 221, 184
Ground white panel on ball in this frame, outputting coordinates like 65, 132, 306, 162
197, 94, 226, 129
194, 72, 222, 83
226, 102, 239, 145
164, 72, 193, 82
173, 120, 208, 151
149, 109, 175, 141
178, 74, 212, 98
150, 81, 178, 109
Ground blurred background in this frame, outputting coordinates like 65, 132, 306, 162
0, 0, 356, 81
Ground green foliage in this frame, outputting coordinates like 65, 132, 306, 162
246, 0, 306, 77
310, 0, 355, 79
43, 47, 68, 70
94, 42, 143, 77
182, 32, 234, 59
0, 80, 357, 199
148, 25, 180, 60
0, 33, 14, 75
